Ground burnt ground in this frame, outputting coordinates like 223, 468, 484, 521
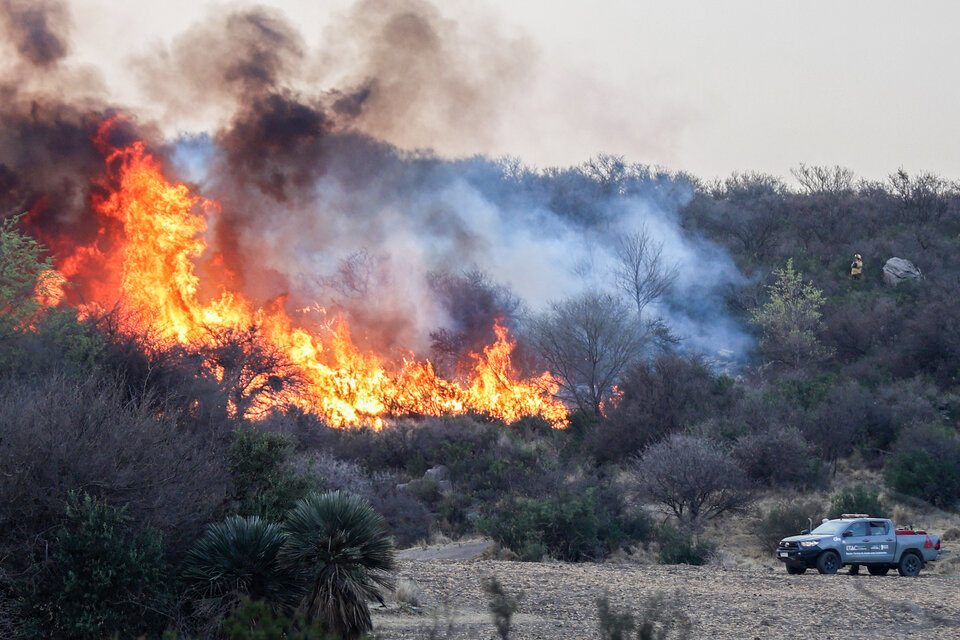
372, 557, 960, 639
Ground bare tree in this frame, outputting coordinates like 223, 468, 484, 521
613, 225, 679, 317
197, 326, 305, 419
632, 433, 752, 523
791, 164, 855, 195
528, 292, 646, 416
322, 249, 389, 299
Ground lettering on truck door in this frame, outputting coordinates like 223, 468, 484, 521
867, 521, 895, 563
843, 521, 894, 562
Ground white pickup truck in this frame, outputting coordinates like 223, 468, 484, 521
776, 514, 947, 576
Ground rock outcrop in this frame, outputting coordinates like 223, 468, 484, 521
883, 257, 922, 286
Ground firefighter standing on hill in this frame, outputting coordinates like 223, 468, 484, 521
850, 253, 863, 279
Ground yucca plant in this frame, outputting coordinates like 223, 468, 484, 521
183, 515, 302, 611
281, 491, 396, 640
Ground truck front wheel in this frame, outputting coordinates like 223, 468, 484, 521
816, 551, 841, 575
897, 552, 922, 577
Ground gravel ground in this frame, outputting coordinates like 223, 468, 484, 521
373, 558, 960, 639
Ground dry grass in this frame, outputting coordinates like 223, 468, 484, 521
394, 578, 424, 609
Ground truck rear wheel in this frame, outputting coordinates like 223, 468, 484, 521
816, 551, 841, 575
897, 552, 922, 577
867, 565, 890, 576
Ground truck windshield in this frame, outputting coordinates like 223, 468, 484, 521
810, 521, 848, 535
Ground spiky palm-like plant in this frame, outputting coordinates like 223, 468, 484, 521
183, 515, 302, 611
281, 491, 396, 640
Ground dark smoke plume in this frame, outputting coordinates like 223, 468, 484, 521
0, 0, 70, 68
2, 0, 752, 368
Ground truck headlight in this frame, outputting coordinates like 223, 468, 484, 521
799, 541, 819, 548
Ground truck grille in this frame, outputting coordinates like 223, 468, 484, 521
779, 541, 798, 550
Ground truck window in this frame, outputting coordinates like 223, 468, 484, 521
869, 521, 888, 535
810, 521, 847, 535
847, 522, 869, 536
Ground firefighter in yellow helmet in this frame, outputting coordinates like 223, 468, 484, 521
850, 253, 862, 279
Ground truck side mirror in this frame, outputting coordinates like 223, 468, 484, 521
842, 531, 853, 537
800, 529, 810, 535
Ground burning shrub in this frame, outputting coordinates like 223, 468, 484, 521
428, 270, 523, 378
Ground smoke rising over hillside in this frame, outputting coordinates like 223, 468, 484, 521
0, 0, 750, 373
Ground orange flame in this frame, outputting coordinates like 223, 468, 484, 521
49, 122, 567, 429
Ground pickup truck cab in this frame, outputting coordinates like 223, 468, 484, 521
777, 514, 946, 576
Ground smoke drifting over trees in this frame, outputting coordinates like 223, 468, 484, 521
0, 0, 751, 366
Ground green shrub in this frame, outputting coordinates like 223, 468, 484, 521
774, 373, 837, 409
228, 428, 322, 520
885, 426, 960, 508
828, 484, 885, 518
221, 597, 332, 640
749, 500, 824, 552
655, 525, 714, 565
480, 487, 651, 562
16, 492, 167, 640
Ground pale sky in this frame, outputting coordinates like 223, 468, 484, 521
65, 0, 960, 182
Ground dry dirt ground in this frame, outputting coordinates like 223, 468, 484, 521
372, 551, 960, 639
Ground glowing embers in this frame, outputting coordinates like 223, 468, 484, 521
61, 123, 567, 428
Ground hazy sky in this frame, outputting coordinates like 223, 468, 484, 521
65, 0, 960, 182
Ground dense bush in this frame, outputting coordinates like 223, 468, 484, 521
220, 598, 332, 640
228, 428, 322, 521
732, 426, 823, 488
295, 452, 432, 547
0, 369, 229, 571
16, 493, 167, 640
590, 354, 721, 463
749, 500, 825, 552
655, 525, 715, 566
183, 491, 396, 640
828, 484, 886, 518
480, 484, 652, 562
885, 426, 960, 508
